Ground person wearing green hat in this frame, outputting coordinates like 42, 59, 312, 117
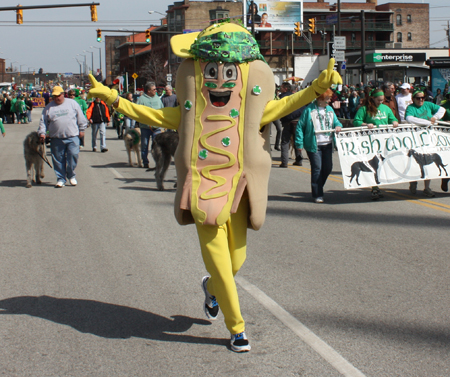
405, 90, 446, 196
87, 21, 342, 352
353, 88, 399, 200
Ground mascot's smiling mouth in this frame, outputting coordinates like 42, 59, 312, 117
209, 91, 232, 107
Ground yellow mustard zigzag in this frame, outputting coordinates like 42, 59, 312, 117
199, 115, 236, 200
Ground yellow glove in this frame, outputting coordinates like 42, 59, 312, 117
87, 74, 118, 106
311, 58, 343, 95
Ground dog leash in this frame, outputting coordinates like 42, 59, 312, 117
37, 148, 53, 168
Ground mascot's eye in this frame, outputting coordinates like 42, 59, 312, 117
204, 62, 218, 79
223, 63, 237, 80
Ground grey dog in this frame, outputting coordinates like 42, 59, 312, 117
24, 131, 45, 188
149, 132, 179, 191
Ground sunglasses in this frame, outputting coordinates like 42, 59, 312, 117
414, 97, 424, 101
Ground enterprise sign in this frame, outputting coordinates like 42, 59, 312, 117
366, 53, 426, 63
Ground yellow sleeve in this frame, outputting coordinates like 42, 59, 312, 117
261, 85, 319, 127
116, 99, 181, 130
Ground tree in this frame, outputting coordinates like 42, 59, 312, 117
38, 68, 43, 74
139, 52, 167, 87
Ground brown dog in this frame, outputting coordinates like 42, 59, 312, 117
24, 131, 45, 188
124, 127, 142, 167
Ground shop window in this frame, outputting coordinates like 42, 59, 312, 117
396, 14, 402, 26
351, 33, 356, 42
397, 32, 402, 42
407, 15, 412, 23
407, 32, 412, 41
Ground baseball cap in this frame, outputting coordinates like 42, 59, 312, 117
52, 86, 64, 96
400, 83, 411, 90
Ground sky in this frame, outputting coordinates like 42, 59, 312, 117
0, 0, 449, 75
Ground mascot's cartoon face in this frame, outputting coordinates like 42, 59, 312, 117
201, 62, 243, 111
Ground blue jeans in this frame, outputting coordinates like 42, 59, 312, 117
27, 110, 32, 123
50, 136, 80, 182
306, 143, 333, 198
91, 122, 106, 150
140, 127, 161, 165
124, 117, 135, 132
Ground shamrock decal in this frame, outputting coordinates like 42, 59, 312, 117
221, 137, 231, 147
184, 100, 193, 110
199, 149, 208, 160
229, 109, 239, 118
252, 85, 262, 95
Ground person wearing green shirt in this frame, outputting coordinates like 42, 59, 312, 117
69, 89, 88, 148
0, 118, 5, 137
353, 89, 399, 200
10, 95, 17, 124
406, 90, 446, 196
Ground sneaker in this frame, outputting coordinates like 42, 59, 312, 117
314, 197, 324, 203
201, 276, 219, 320
274, 146, 281, 151
69, 177, 77, 186
230, 332, 251, 353
293, 160, 302, 166
279, 164, 288, 168
92, 148, 97, 152
80, 145, 84, 149
409, 182, 417, 194
441, 179, 449, 192
423, 188, 435, 198
55, 180, 65, 188
101, 148, 108, 153
371, 189, 380, 200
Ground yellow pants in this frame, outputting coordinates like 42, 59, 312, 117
195, 197, 248, 334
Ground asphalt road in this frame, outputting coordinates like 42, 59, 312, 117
1, 116, 449, 376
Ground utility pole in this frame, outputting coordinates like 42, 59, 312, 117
361, 10, 366, 85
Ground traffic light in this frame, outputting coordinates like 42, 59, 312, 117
145, 29, 150, 43
97, 29, 102, 42
294, 22, 301, 37
308, 18, 316, 34
16, 6, 23, 25
90, 5, 98, 22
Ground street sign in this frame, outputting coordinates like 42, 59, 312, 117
334, 50, 346, 62
167, 73, 172, 82
341, 60, 346, 70
132, 73, 138, 79
334, 36, 346, 50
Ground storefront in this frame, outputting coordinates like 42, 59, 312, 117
344, 49, 449, 86
427, 57, 450, 96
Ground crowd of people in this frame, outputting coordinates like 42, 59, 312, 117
274, 80, 450, 202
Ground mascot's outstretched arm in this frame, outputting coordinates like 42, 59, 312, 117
87, 74, 180, 130
261, 59, 342, 126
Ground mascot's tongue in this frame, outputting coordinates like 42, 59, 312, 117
213, 101, 226, 107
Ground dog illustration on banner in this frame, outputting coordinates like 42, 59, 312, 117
407, 149, 448, 178
348, 154, 385, 186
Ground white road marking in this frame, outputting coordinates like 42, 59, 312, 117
236, 276, 366, 377
108, 167, 124, 179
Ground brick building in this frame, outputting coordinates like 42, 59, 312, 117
104, 0, 431, 87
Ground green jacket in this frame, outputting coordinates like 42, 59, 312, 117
295, 102, 342, 153
353, 103, 398, 127
10, 98, 17, 112
15, 99, 27, 114
0, 119, 4, 134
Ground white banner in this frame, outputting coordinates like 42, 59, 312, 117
336, 126, 450, 189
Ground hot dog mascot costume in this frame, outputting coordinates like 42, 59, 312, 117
88, 21, 341, 352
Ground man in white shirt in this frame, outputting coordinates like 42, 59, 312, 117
395, 83, 412, 123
